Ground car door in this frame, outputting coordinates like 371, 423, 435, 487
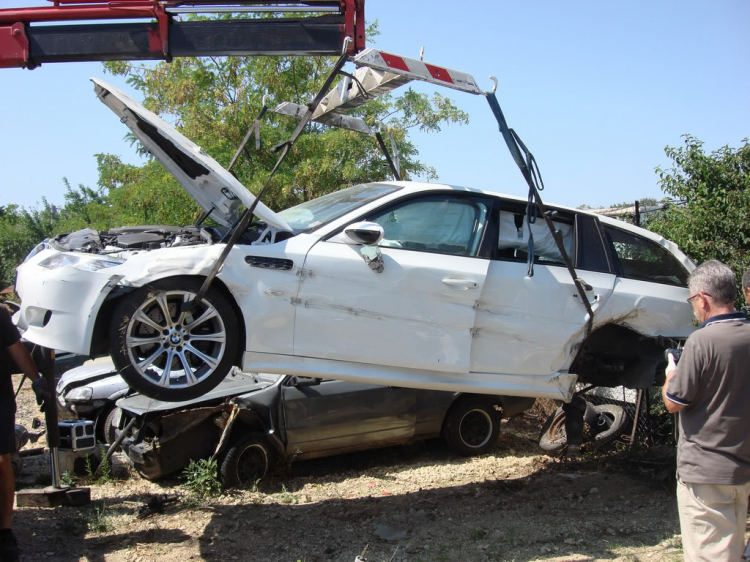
293, 193, 493, 374
281, 377, 416, 458
471, 205, 616, 376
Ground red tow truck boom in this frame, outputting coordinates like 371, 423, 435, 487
0, 0, 365, 69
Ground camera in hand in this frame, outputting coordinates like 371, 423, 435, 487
665, 348, 683, 364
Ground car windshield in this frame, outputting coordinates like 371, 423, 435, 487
277, 183, 402, 232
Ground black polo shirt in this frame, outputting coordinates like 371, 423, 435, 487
666, 312, 750, 485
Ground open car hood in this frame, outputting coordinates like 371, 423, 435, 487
91, 78, 291, 232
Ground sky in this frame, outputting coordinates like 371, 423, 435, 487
1, 0, 748, 212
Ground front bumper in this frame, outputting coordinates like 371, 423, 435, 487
15, 250, 123, 355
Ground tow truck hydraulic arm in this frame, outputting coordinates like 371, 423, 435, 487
0, 0, 365, 69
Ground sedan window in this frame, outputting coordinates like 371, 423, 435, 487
277, 183, 402, 233
367, 195, 490, 257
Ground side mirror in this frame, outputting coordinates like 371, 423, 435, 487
291, 376, 320, 387
343, 222, 384, 246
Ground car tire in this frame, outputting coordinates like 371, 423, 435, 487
539, 407, 568, 455
109, 277, 239, 401
588, 404, 628, 447
220, 433, 275, 489
539, 403, 628, 455
99, 406, 121, 445
443, 399, 500, 456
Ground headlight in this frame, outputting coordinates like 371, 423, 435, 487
65, 387, 93, 403
38, 252, 125, 272
24, 240, 49, 263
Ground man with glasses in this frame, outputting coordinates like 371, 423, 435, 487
662, 260, 750, 562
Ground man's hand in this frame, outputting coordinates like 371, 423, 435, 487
662, 353, 686, 414
31, 378, 50, 413
665, 353, 677, 382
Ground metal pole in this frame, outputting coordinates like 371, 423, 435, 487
374, 132, 401, 181
166, 6, 340, 13
628, 388, 643, 450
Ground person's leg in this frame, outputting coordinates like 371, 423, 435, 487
0, 454, 19, 562
0, 400, 19, 562
677, 479, 744, 562
676, 477, 701, 561
738, 482, 750, 562
0, 454, 12, 530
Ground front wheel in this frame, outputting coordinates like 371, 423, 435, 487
220, 433, 275, 488
110, 277, 239, 401
444, 399, 500, 456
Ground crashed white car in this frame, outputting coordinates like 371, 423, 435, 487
15, 74, 695, 404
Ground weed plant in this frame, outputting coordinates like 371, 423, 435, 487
182, 458, 223, 502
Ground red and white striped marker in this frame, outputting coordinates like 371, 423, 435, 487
354, 48, 484, 95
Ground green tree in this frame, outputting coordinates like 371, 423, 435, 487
0, 179, 111, 289
100, 21, 468, 220
649, 135, 750, 306
0, 200, 60, 288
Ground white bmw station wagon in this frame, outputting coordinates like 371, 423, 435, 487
14, 79, 695, 404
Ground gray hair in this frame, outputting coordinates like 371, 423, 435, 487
688, 260, 737, 305
743, 268, 750, 293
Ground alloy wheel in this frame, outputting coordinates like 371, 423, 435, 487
124, 290, 227, 390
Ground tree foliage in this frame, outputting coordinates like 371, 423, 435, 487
649, 135, 750, 306
0, 21, 469, 289
100, 20, 468, 215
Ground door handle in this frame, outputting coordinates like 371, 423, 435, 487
442, 278, 478, 290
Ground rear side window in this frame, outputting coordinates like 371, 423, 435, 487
604, 226, 689, 287
496, 209, 574, 266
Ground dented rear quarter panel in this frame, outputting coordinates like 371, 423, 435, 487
585, 277, 695, 340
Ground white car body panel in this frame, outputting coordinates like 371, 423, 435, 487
293, 238, 488, 372
471, 264, 617, 375
14, 249, 123, 355
589, 277, 695, 336
218, 233, 319, 355
243, 351, 578, 401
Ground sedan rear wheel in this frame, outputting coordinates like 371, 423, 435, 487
110, 277, 238, 401
444, 399, 500, 456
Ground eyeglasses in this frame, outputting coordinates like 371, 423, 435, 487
687, 292, 711, 303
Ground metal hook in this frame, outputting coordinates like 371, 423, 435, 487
262, 93, 271, 107
341, 36, 352, 56
486, 76, 498, 95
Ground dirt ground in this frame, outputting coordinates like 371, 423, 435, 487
10, 374, 747, 562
